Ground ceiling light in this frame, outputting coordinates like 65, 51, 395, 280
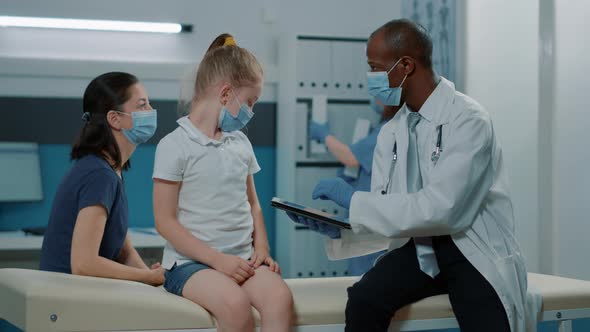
0, 16, 193, 34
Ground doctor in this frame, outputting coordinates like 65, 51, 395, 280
287, 19, 538, 332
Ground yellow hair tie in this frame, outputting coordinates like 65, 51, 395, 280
224, 37, 236, 46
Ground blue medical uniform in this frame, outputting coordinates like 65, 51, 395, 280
340, 121, 387, 275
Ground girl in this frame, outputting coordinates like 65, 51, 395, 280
153, 34, 293, 331
40, 72, 164, 286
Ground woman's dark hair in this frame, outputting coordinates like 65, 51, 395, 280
71, 72, 138, 170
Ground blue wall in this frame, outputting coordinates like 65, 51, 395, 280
0, 144, 277, 255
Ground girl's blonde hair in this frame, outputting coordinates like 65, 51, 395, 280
194, 33, 263, 99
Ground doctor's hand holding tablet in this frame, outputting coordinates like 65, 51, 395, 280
282, 177, 355, 239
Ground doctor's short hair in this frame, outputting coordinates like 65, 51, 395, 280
372, 19, 433, 68
194, 33, 263, 99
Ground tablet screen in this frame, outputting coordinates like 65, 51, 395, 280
271, 197, 351, 229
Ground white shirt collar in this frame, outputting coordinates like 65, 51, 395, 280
415, 77, 455, 124
177, 116, 238, 146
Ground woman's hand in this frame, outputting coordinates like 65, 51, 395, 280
143, 265, 165, 286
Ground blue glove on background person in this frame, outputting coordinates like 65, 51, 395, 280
309, 121, 330, 143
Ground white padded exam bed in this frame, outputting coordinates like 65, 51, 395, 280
1, 269, 590, 332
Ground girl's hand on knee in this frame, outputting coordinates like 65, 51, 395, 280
265, 257, 281, 274
251, 247, 281, 274
250, 247, 271, 269
213, 253, 255, 284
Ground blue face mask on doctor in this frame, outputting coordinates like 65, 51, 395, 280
218, 93, 254, 132
367, 58, 408, 106
117, 110, 158, 146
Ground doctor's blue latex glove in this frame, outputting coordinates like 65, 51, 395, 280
309, 121, 330, 143
285, 212, 342, 239
312, 177, 355, 210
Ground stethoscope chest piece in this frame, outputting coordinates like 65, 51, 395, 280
431, 147, 442, 164
431, 125, 443, 165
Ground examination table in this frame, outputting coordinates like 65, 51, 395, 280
1, 269, 590, 331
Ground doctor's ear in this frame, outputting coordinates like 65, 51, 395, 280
399, 56, 416, 76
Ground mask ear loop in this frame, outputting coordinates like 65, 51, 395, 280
387, 57, 404, 74
223, 87, 242, 110
113, 110, 131, 117
387, 57, 408, 87
232, 90, 254, 115
399, 74, 408, 87
233, 94, 243, 108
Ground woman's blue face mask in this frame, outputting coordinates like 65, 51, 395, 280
366, 58, 408, 106
117, 110, 158, 146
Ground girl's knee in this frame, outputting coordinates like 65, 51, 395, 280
274, 283, 294, 309
261, 282, 294, 313
217, 291, 254, 325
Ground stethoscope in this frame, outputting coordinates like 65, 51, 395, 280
381, 125, 443, 195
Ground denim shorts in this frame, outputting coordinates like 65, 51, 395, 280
164, 261, 211, 296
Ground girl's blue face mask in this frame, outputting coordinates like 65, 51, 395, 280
117, 110, 158, 146
218, 95, 254, 132
366, 58, 408, 106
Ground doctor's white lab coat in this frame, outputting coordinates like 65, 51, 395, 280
324, 78, 541, 332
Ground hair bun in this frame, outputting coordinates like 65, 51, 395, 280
206, 33, 236, 53
223, 36, 237, 46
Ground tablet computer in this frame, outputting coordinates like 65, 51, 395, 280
271, 197, 351, 229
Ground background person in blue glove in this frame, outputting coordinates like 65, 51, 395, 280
308, 99, 399, 275
287, 19, 536, 332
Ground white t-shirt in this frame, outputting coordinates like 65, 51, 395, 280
153, 116, 261, 269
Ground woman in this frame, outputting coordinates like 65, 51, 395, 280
39, 72, 164, 286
